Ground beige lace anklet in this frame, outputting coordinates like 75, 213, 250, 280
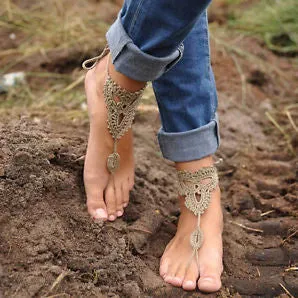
82, 46, 146, 174
177, 166, 219, 262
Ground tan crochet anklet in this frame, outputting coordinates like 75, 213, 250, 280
177, 166, 219, 262
82, 47, 146, 174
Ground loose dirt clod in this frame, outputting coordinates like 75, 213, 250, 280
128, 210, 164, 254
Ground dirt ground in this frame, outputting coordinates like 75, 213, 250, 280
0, 1, 298, 297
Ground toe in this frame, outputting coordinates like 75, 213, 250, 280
197, 275, 221, 293
182, 261, 199, 291
163, 263, 181, 287
183, 280, 196, 291
115, 182, 124, 217
165, 276, 183, 287
172, 264, 186, 288
159, 258, 169, 278
122, 180, 130, 208
85, 188, 107, 220
105, 180, 117, 221
197, 255, 223, 292
116, 210, 124, 217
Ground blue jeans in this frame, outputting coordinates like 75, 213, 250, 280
106, 0, 220, 162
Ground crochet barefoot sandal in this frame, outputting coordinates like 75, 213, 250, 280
82, 46, 146, 174
177, 166, 218, 263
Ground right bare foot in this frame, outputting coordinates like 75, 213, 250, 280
84, 54, 145, 221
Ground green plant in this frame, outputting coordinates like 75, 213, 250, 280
231, 0, 298, 54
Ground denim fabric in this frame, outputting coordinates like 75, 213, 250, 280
106, 0, 212, 81
154, 11, 220, 161
106, 16, 184, 82
106, 0, 220, 162
158, 115, 220, 162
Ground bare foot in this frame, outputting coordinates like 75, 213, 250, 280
160, 156, 223, 292
84, 54, 145, 221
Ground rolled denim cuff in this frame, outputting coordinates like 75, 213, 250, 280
157, 115, 220, 162
106, 14, 184, 82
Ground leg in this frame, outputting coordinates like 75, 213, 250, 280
154, 12, 223, 292
84, 0, 213, 221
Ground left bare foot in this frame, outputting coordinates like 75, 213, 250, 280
160, 156, 223, 292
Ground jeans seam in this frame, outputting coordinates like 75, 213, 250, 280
204, 10, 217, 116
205, 10, 211, 81
212, 70, 218, 116
128, 0, 145, 39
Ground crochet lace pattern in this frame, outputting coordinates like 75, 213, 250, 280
104, 75, 145, 173
177, 166, 218, 257
82, 46, 146, 174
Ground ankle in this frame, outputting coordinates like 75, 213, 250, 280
175, 155, 214, 172
108, 58, 147, 92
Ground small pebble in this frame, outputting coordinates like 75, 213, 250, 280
247, 208, 262, 222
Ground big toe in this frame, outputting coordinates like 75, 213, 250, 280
93, 208, 108, 220
86, 192, 108, 220
197, 251, 223, 292
198, 275, 221, 292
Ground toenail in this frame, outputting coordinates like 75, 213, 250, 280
200, 277, 214, 283
117, 210, 123, 217
123, 202, 128, 207
109, 215, 116, 221
94, 208, 107, 219
184, 280, 195, 288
